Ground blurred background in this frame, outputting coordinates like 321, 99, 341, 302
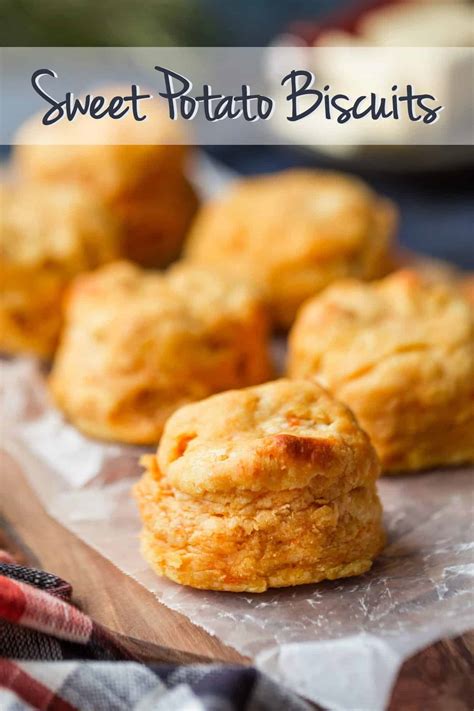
1, 0, 347, 47
1, 0, 473, 267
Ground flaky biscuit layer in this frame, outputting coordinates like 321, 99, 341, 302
136, 468, 384, 593
134, 379, 384, 592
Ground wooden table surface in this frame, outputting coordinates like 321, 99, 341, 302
1, 449, 473, 709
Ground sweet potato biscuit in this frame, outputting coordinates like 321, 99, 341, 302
0, 183, 120, 358
134, 379, 384, 592
461, 275, 474, 307
396, 252, 474, 310
49, 261, 272, 444
395, 250, 462, 284
185, 169, 397, 328
111, 175, 199, 266
288, 270, 474, 472
13, 88, 198, 267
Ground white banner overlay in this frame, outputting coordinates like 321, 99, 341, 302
1, 47, 473, 145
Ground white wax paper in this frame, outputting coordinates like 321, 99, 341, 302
1, 357, 473, 711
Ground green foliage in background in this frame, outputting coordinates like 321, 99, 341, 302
0, 0, 217, 46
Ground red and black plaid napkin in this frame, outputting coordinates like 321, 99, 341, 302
0, 559, 312, 710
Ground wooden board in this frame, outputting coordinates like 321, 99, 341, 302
1, 449, 472, 709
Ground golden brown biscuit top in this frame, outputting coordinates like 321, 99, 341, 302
186, 169, 394, 264
155, 379, 379, 498
0, 183, 119, 272
67, 260, 265, 326
290, 269, 474, 387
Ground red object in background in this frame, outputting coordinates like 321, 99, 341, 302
289, 0, 405, 44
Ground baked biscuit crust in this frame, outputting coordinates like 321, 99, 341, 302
134, 379, 384, 592
14, 87, 188, 197
185, 169, 397, 328
461, 275, 474, 307
49, 261, 272, 444
14, 89, 198, 268
0, 183, 120, 357
288, 269, 474, 472
158, 379, 379, 498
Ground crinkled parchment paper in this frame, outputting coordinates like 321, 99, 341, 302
1, 358, 473, 710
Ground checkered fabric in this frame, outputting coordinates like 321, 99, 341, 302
0, 561, 312, 710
